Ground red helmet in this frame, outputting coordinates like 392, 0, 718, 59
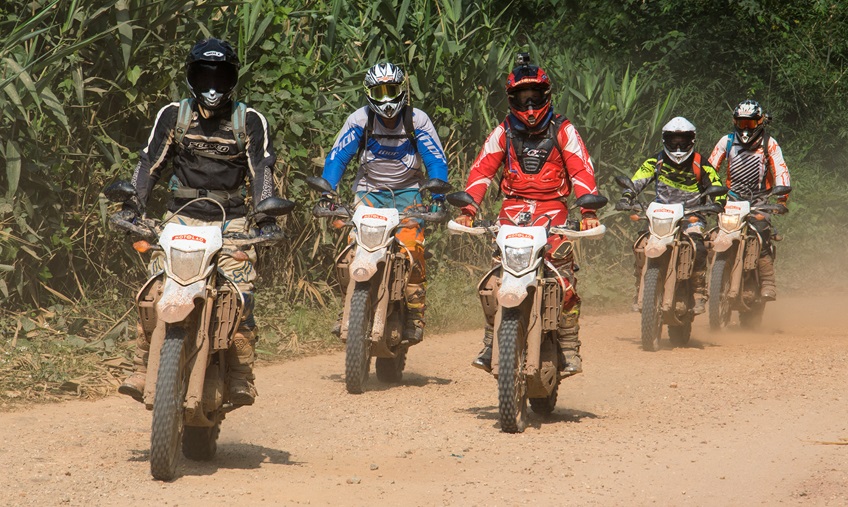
506, 54, 552, 129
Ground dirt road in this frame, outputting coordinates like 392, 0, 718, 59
2, 294, 848, 506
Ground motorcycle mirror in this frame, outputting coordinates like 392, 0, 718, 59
445, 191, 476, 208
305, 176, 334, 195
613, 175, 636, 192
103, 180, 137, 203
254, 197, 296, 217
704, 185, 729, 198
770, 185, 792, 197
419, 178, 452, 195
573, 193, 608, 210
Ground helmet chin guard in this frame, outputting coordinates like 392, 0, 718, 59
661, 116, 696, 164
364, 62, 408, 119
733, 99, 765, 147
185, 38, 240, 111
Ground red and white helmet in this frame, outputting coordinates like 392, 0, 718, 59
363, 62, 407, 119
505, 53, 552, 130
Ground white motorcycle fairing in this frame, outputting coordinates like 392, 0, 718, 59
348, 206, 400, 282
496, 225, 547, 307
155, 222, 223, 323
644, 202, 683, 258
713, 201, 750, 252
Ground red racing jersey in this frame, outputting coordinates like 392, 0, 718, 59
463, 115, 599, 214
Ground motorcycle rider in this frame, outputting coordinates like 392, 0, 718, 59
616, 117, 723, 315
455, 53, 602, 375
117, 38, 281, 406
709, 100, 791, 300
320, 62, 449, 344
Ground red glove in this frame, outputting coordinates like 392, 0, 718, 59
581, 211, 600, 230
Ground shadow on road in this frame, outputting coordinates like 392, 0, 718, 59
457, 405, 600, 430
128, 443, 300, 480
322, 372, 452, 392
614, 334, 719, 351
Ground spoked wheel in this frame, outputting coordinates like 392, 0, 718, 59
709, 253, 733, 330
150, 325, 187, 481
375, 347, 407, 383
497, 308, 527, 434
182, 422, 220, 461
345, 281, 372, 394
640, 259, 665, 352
529, 381, 558, 415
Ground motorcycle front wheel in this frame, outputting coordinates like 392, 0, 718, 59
709, 252, 733, 330
150, 325, 187, 481
345, 281, 372, 394
641, 259, 665, 352
497, 308, 527, 433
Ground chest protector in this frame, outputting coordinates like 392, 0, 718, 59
502, 115, 569, 196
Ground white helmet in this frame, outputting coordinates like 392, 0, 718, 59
363, 62, 407, 119
661, 116, 696, 165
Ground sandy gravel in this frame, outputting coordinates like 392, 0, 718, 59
2, 294, 848, 506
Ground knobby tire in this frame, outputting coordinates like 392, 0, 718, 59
150, 325, 187, 481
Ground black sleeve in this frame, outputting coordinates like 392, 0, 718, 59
130, 103, 179, 209
244, 108, 277, 212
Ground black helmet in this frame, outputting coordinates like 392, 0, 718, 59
732, 99, 765, 147
185, 38, 240, 110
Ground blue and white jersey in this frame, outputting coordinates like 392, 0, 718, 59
322, 106, 449, 192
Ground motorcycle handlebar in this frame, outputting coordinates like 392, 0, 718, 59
109, 213, 283, 247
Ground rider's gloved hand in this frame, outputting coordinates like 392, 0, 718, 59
615, 197, 632, 211
580, 211, 600, 230
316, 193, 336, 211
259, 221, 282, 237
776, 201, 789, 214
118, 205, 138, 223
430, 197, 445, 213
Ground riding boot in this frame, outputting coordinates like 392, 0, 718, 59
557, 306, 582, 375
331, 310, 343, 337
227, 328, 257, 405
402, 282, 426, 344
692, 270, 708, 315
758, 255, 777, 301
471, 324, 494, 372
118, 323, 149, 403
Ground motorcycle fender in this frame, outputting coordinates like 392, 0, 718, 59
644, 235, 674, 258
349, 247, 386, 282
497, 271, 536, 308
157, 278, 206, 323
712, 230, 741, 252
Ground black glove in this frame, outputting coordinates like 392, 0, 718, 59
259, 222, 282, 237
118, 206, 138, 223
615, 196, 633, 211
776, 202, 789, 215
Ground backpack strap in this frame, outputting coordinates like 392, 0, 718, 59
174, 98, 194, 145
403, 105, 416, 150
357, 108, 375, 161
761, 131, 771, 172
725, 132, 734, 166
231, 101, 247, 153
692, 152, 702, 182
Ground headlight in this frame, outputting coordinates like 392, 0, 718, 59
359, 224, 387, 249
718, 213, 743, 232
503, 246, 534, 272
650, 217, 674, 237
169, 248, 205, 281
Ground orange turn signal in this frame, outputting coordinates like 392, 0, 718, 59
754, 213, 765, 220
629, 214, 640, 222
133, 240, 151, 253
332, 219, 347, 230
688, 216, 700, 223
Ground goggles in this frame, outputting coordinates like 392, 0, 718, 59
187, 63, 237, 94
734, 118, 762, 130
508, 88, 548, 111
662, 134, 694, 152
366, 83, 403, 102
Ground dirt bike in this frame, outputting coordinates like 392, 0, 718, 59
306, 176, 452, 394
708, 186, 791, 330
104, 181, 295, 481
445, 191, 607, 433
614, 176, 727, 351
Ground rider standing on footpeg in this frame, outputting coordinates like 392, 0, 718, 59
709, 100, 791, 301
616, 117, 724, 315
320, 62, 449, 344
455, 53, 601, 375
118, 38, 281, 406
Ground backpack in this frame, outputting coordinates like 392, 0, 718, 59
174, 98, 247, 154
357, 106, 417, 160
